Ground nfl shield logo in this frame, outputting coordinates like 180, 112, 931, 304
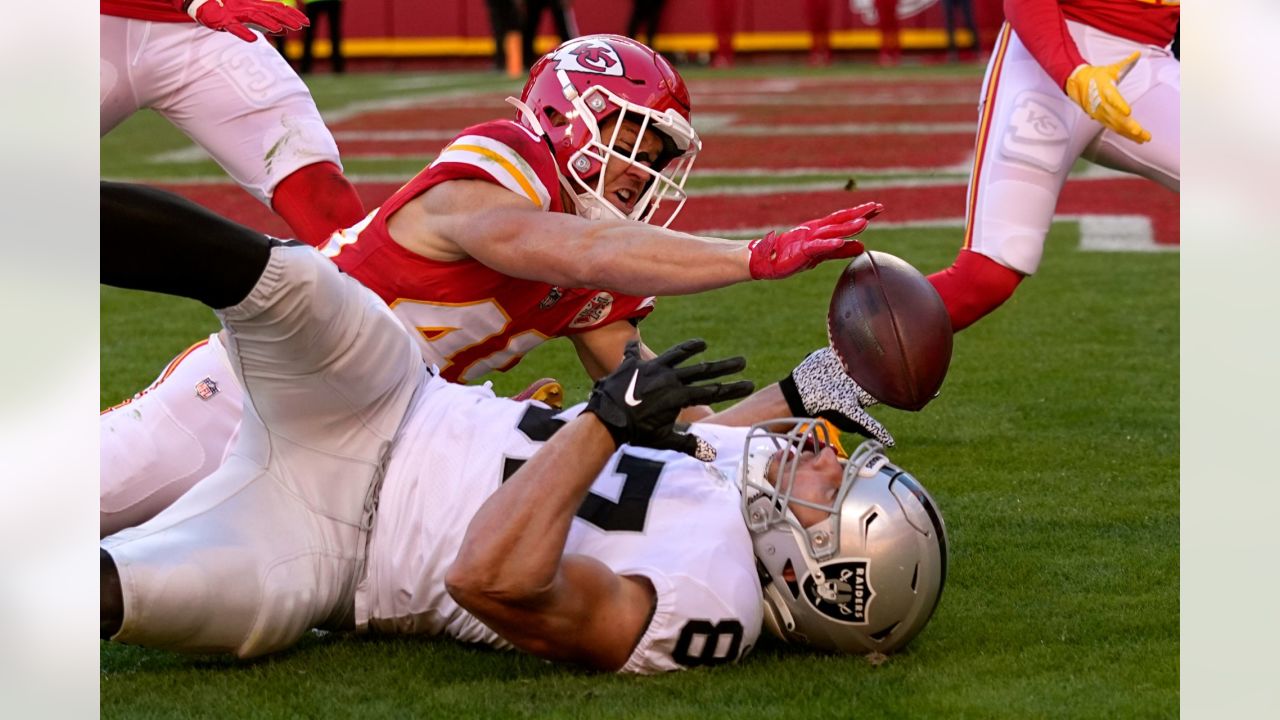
195, 378, 219, 400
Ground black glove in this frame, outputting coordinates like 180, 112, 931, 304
586, 339, 754, 461
778, 347, 895, 446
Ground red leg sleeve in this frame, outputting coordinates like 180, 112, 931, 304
271, 161, 366, 247
927, 248, 1024, 332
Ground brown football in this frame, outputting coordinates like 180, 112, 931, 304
827, 251, 953, 411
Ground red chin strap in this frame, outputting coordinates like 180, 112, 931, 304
271, 162, 366, 247
927, 249, 1024, 332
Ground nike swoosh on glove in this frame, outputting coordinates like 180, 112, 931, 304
778, 347, 894, 446
585, 340, 754, 461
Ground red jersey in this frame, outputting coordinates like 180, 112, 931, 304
320, 120, 656, 383
101, 0, 191, 23
1005, 0, 1180, 88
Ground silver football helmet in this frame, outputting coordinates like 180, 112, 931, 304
740, 420, 947, 655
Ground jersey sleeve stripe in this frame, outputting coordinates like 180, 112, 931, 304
432, 135, 551, 209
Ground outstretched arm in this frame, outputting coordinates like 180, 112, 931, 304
410, 179, 881, 297
700, 348, 896, 446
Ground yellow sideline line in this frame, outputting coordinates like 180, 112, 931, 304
284, 30, 978, 59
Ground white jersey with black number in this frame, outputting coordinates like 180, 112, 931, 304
354, 376, 763, 673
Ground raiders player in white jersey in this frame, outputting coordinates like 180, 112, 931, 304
100, 182, 947, 672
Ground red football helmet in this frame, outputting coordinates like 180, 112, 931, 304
512, 34, 701, 227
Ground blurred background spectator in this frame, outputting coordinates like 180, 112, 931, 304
300, 0, 346, 74
805, 0, 831, 66
627, 0, 667, 51
486, 0, 523, 76
942, 0, 978, 61
876, 0, 900, 66
270, 0, 299, 61
522, 0, 579, 69
711, 0, 736, 67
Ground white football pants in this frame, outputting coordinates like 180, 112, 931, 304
102, 244, 426, 658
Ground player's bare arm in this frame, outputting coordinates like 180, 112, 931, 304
395, 178, 748, 295
569, 321, 643, 380
447, 340, 753, 670
390, 178, 883, 297
446, 414, 657, 670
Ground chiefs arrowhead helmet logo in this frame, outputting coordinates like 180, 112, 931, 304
551, 39, 625, 77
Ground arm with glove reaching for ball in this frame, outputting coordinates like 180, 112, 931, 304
408, 178, 884, 297
703, 347, 895, 447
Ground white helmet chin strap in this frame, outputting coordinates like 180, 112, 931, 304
505, 97, 546, 139
567, 190, 612, 221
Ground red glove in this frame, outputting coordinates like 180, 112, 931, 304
181, 0, 308, 43
747, 203, 883, 280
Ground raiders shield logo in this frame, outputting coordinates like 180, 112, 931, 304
551, 39, 625, 77
801, 560, 875, 624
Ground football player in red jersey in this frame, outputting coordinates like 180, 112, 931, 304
100, 0, 366, 246
100, 35, 886, 537
926, 0, 1180, 331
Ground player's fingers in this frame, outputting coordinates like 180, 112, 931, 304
847, 410, 895, 447
1114, 50, 1141, 75
1099, 83, 1131, 117
657, 429, 718, 461
687, 379, 755, 406
809, 205, 870, 228
851, 201, 884, 220
269, 6, 310, 29
243, 16, 284, 34
1101, 107, 1149, 144
674, 356, 747, 383
244, 11, 286, 33
226, 23, 259, 43
653, 338, 707, 368
1119, 120, 1151, 144
826, 238, 866, 260
622, 339, 644, 364
672, 433, 718, 462
810, 218, 869, 242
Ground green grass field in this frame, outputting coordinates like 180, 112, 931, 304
101, 64, 1178, 718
